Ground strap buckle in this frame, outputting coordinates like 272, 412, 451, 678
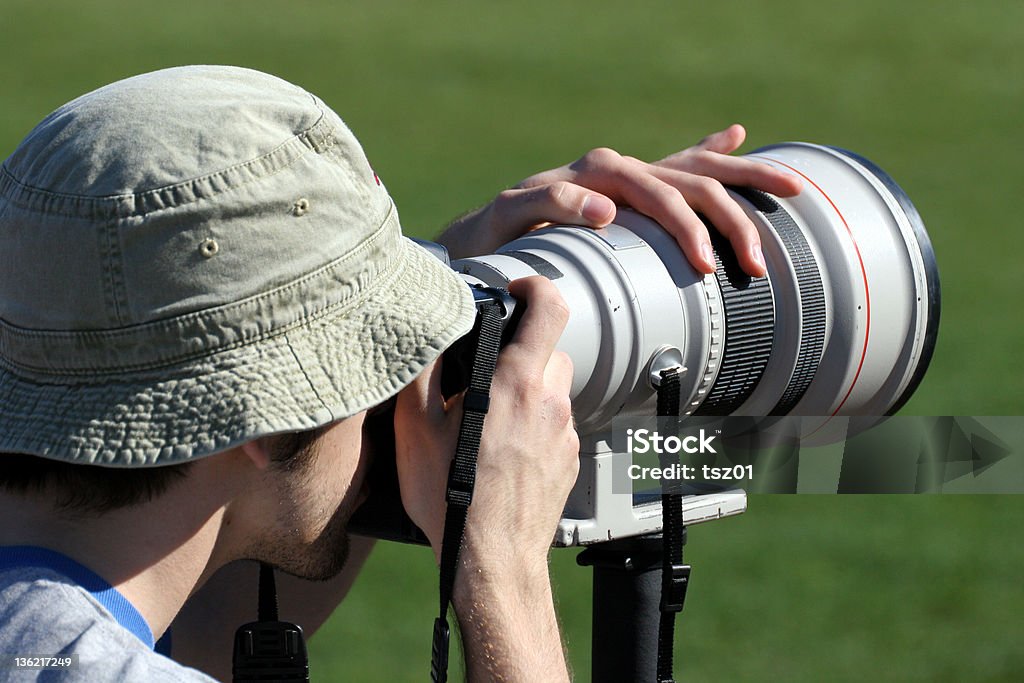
660, 563, 691, 613
430, 617, 451, 683
462, 388, 491, 414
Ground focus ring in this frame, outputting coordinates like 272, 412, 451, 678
733, 188, 827, 415
694, 227, 775, 416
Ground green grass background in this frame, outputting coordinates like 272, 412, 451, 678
1, 0, 1021, 679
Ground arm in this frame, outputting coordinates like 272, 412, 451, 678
438, 124, 802, 276
394, 277, 577, 682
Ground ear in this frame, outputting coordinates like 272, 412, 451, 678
240, 438, 273, 470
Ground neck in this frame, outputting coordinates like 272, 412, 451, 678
0, 455, 248, 640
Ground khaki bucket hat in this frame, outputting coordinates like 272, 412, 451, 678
0, 65, 476, 467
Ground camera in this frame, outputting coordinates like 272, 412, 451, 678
350, 142, 940, 545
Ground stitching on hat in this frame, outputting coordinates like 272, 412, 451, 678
0, 116, 341, 220
98, 217, 129, 326
0, 203, 405, 375
298, 96, 334, 155
283, 332, 336, 423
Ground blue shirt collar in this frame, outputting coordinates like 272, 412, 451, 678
0, 545, 155, 649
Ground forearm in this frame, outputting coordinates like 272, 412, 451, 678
453, 545, 569, 683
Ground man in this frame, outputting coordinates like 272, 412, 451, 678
0, 66, 799, 681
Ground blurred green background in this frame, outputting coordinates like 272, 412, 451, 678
2, 0, 1021, 680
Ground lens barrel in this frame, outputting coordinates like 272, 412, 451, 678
453, 143, 939, 428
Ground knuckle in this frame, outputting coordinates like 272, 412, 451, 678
552, 350, 573, 373
549, 393, 573, 425
501, 371, 543, 406
694, 176, 725, 200
579, 146, 622, 170
541, 180, 573, 206
652, 182, 684, 207
564, 432, 581, 472
494, 188, 520, 207
516, 367, 546, 394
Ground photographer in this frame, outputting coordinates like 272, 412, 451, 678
0, 66, 799, 681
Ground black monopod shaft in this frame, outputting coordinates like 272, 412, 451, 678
577, 531, 686, 683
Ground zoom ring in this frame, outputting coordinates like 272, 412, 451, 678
694, 228, 775, 416
732, 188, 827, 415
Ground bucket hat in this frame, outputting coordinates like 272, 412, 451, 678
0, 65, 476, 467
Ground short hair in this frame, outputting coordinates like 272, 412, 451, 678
0, 428, 326, 515
0, 453, 192, 515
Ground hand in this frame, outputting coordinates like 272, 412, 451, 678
393, 276, 576, 681
394, 276, 578, 564
438, 124, 802, 277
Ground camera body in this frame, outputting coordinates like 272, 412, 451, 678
350, 283, 521, 545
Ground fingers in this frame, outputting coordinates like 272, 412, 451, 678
662, 151, 803, 198
557, 145, 788, 276
545, 148, 716, 274
649, 168, 766, 276
455, 125, 801, 280
564, 149, 763, 275
492, 182, 618, 232
615, 176, 718, 274
694, 123, 746, 154
502, 277, 571, 373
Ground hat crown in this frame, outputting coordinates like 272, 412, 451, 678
7, 66, 319, 197
0, 65, 391, 331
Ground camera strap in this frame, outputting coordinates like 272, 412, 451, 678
233, 562, 310, 682
431, 301, 506, 683
656, 367, 690, 683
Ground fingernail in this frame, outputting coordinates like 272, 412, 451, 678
751, 245, 765, 272
701, 243, 716, 271
582, 195, 615, 223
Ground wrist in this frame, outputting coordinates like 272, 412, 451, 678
450, 543, 568, 683
452, 539, 552, 609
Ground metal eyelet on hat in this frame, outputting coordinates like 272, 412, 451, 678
199, 238, 220, 258
292, 197, 310, 217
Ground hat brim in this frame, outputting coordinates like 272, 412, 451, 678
0, 232, 476, 467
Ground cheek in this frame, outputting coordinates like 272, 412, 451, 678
314, 420, 370, 508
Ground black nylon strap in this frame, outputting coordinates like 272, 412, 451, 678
258, 562, 278, 622
431, 302, 505, 683
656, 368, 688, 683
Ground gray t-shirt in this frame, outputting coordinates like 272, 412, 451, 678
0, 547, 216, 682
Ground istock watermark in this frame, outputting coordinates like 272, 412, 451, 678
625, 428, 718, 454
610, 416, 1024, 495
623, 427, 755, 486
